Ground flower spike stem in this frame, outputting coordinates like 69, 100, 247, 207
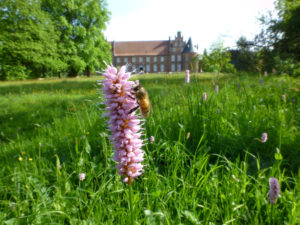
129, 184, 134, 225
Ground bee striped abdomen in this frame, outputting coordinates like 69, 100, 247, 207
139, 98, 150, 117
132, 84, 151, 118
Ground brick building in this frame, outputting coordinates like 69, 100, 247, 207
110, 31, 197, 73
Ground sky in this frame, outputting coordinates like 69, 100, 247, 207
104, 0, 276, 53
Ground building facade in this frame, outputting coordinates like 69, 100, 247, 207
110, 31, 197, 73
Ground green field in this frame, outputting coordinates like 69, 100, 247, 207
0, 73, 299, 224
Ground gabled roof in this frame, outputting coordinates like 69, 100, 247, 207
112, 41, 169, 56
182, 37, 195, 53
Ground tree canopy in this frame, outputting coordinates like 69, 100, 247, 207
254, 0, 300, 75
0, 0, 111, 80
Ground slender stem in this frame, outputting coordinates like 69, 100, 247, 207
129, 184, 134, 225
270, 204, 273, 225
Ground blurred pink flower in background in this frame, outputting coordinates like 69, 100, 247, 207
261, 132, 268, 143
150, 136, 155, 143
215, 85, 219, 93
79, 173, 86, 181
185, 70, 190, 83
269, 178, 280, 204
102, 65, 144, 185
203, 92, 207, 101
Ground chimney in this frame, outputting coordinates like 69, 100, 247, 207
177, 31, 181, 38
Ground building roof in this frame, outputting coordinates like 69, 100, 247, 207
182, 37, 195, 53
112, 41, 169, 56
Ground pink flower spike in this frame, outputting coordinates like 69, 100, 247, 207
203, 92, 207, 101
101, 64, 144, 185
79, 173, 86, 181
269, 178, 280, 204
261, 132, 268, 143
185, 70, 190, 83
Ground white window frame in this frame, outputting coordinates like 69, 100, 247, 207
153, 56, 157, 62
132, 57, 136, 63
146, 57, 150, 63
116, 57, 120, 63
139, 57, 143, 63
171, 55, 175, 62
160, 56, 164, 62
160, 64, 164, 72
153, 64, 157, 72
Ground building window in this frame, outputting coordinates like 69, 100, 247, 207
124, 57, 128, 63
153, 64, 157, 72
160, 64, 164, 72
116, 57, 120, 63
185, 55, 189, 61
146, 57, 150, 62
171, 63, 175, 72
171, 55, 175, 62
146, 64, 150, 72
160, 56, 164, 62
139, 57, 143, 63
153, 56, 157, 62
177, 64, 181, 71
177, 55, 181, 62
132, 57, 136, 63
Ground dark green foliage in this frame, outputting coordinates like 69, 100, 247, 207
0, 0, 66, 80
254, 0, 300, 76
40, 0, 112, 77
0, 0, 111, 80
198, 43, 236, 75
274, 0, 300, 61
230, 37, 257, 72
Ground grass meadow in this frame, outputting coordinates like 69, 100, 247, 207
0, 72, 299, 224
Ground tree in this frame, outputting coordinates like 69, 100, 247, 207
40, 0, 112, 77
190, 55, 199, 73
0, 0, 65, 80
231, 36, 257, 72
207, 42, 235, 76
274, 0, 300, 60
254, 0, 300, 75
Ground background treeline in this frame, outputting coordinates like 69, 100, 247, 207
193, 0, 300, 77
0, 0, 111, 80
